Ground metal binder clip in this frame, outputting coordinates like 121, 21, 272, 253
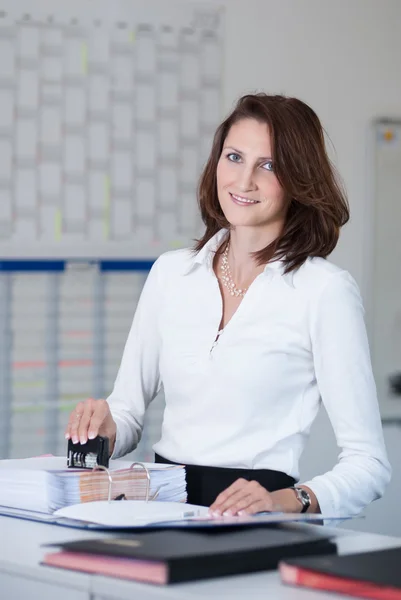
129, 461, 158, 502
92, 464, 114, 503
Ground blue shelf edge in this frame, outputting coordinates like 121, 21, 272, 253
0, 260, 155, 272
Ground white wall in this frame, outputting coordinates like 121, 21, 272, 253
208, 0, 401, 292
186, 0, 401, 534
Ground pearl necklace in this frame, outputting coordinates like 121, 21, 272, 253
220, 244, 248, 298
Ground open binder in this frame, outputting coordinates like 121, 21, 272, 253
0, 456, 187, 516
0, 455, 209, 529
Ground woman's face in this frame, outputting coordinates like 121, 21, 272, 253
216, 118, 289, 231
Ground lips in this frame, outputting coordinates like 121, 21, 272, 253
230, 193, 260, 206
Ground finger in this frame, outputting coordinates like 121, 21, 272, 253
237, 499, 271, 516
77, 398, 96, 444
213, 484, 251, 515
217, 481, 264, 515
65, 401, 85, 439
209, 480, 253, 516
87, 399, 110, 440
65, 422, 72, 440
209, 478, 249, 512
229, 490, 275, 516
67, 401, 86, 443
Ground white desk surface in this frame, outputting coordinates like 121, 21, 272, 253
1, 515, 401, 600
0, 515, 102, 599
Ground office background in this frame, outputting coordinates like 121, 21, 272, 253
1, 0, 401, 537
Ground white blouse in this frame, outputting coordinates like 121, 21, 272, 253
108, 229, 391, 519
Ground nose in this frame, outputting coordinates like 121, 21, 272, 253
237, 165, 257, 192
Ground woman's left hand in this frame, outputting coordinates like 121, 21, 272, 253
208, 478, 279, 517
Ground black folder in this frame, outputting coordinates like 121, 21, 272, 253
45, 525, 337, 584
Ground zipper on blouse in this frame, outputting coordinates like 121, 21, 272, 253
209, 328, 224, 354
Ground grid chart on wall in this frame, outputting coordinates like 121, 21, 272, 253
0, 0, 223, 258
0, 0, 223, 459
0, 259, 166, 460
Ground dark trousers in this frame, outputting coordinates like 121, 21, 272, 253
155, 453, 295, 507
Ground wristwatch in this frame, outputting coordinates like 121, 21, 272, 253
291, 486, 311, 513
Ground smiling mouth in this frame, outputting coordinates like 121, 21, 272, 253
230, 193, 260, 205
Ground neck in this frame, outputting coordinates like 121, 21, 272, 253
226, 226, 279, 285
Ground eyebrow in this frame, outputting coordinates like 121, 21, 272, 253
223, 146, 273, 161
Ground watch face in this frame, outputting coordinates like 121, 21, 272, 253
296, 487, 310, 506
300, 489, 309, 501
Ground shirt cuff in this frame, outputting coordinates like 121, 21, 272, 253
300, 477, 339, 523
110, 415, 132, 459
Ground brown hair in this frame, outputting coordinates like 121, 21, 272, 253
194, 93, 349, 273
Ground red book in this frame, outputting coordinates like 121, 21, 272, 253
280, 546, 401, 600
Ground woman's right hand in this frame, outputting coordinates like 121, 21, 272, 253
65, 398, 117, 456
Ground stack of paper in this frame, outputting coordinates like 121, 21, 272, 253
0, 456, 187, 514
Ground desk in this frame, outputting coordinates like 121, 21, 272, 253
1, 516, 400, 600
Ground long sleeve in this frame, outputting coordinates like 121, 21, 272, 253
107, 257, 162, 458
301, 270, 391, 519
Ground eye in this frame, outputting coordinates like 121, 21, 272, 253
227, 152, 241, 163
262, 160, 274, 172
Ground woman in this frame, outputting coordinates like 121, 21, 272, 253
65, 93, 391, 519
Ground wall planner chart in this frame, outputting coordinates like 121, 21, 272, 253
0, 0, 223, 459
0, 0, 223, 258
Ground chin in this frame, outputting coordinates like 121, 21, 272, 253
226, 218, 258, 228
221, 207, 262, 228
